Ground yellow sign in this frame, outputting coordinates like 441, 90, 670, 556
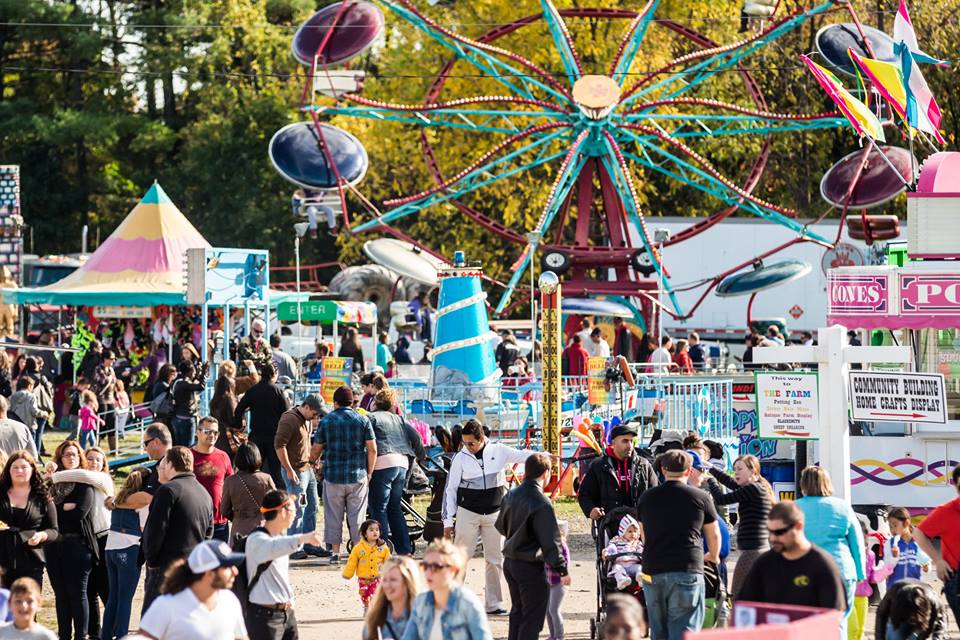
319, 357, 352, 403
587, 356, 609, 404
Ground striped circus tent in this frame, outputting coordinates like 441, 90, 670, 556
5, 182, 211, 306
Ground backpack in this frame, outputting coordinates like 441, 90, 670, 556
149, 381, 176, 417
231, 526, 273, 613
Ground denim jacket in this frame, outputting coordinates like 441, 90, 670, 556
109, 507, 142, 537
369, 411, 416, 458
401, 584, 493, 640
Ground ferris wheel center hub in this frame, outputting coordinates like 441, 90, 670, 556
572, 75, 621, 119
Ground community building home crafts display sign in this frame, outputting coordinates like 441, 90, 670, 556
849, 371, 947, 423
754, 372, 820, 440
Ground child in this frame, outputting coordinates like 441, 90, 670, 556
604, 514, 644, 590
343, 519, 391, 608
545, 520, 570, 640
0, 577, 56, 639
78, 390, 103, 450
885, 507, 931, 587
849, 524, 892, 640
114, 379, 131, 438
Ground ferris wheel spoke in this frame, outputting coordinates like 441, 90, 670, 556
354, 128, 572, 233
620, 0, 835, 108
494, 131, 591, 314
538, 0, 583, 86
313, 104, 569, 136
609, 0, 660, 86
622, 112, 846, 138
381, 0, 571, 104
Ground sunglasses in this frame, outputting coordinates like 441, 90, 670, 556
420, 561, 450, 573
143, 437, 158, 447
199, 429, 219, 435
768, 524, 794, 537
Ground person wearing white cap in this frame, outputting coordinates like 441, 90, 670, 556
138, 540, 247, 640
603, 514, 644, 590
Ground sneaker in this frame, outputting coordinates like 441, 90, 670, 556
305, 545, 331, 558
327, 554, 341, 565
290, 550, 309, 560
487, 608, 509, 616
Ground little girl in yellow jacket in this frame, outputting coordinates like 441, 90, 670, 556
343, 519, 391, 607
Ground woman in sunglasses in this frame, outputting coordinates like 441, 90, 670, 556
402, 539, 492, 640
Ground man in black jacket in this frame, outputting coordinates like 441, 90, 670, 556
578, 423, 658, 521
496, 453, 570, 640
141, 446, 214, 614
235, 362, 290, 488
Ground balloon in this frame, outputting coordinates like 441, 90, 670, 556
571, 428, 603, 455
592, 415, 603, 424
609, 416, 622, 427
576, 422, 593, 437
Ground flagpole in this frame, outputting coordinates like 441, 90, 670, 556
867, 137, 912, 188
907, 127, 918, 189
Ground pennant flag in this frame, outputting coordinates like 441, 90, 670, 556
801, 55, 885, 142
893, 0, 948, 66
849, 50, 908, 119
899, 45, 946, 144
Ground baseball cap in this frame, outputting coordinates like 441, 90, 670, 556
301, 393, 323, 413
609, 423, 638, 440
658, 449, 692, 474
685, 449, 707, 471
187, 541, 245, 574
333, 386, 354, 406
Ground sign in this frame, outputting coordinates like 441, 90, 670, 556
277, 300, 339, 323
820, 242, 864, 276
827, 273, 890, 316
789, 304, 804, 319
755, 372, 820, 440
93, 306, 152, 319
319, 356, 352, 403
900, 274, 960, 316
587, 356, 609, 404
849, 371, 947, 423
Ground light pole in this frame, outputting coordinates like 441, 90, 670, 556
653, 228, 670, 379
294, 222, 310, 379
525, 231, 542, 375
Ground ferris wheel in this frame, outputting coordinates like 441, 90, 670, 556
270, 0, 912, 325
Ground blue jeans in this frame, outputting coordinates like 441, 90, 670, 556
284, 468, 318, 546
171, 416, 195, 447
369, 466, 411, 555
102, 545, 141, 640
642, 571, 705, 640
79, 429, 97, 450
34, 418, 48, 453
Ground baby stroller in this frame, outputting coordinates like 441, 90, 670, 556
590, 507, 646, 640
702, 559, 727, 628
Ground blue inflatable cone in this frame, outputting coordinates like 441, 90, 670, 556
430, 251, 499, 400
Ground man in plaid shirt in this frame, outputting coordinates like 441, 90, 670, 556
310, 386, 376, 564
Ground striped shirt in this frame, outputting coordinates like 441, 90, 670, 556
708, 473, 772, 551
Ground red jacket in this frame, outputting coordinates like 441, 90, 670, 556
562, 343, 589, 377
673, 351, 694, 374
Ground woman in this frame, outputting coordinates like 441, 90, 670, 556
797, 466, 865, 634
210, 375, 244, 455
170, 360, 208, 447
672, 339, 694, 374
218, 358, 260, 395
403, 539, 492, 640
368, 388, 424, 555
0, 451, 58, 587
0, 351, 12, 397
11, 353, 27, 383
339, 327, 365, 372
148, 363, 177, 425
23, 357, 55, 453
364, 556, 421, 640
46, 440, 99, 640
875, 579, 949, 640
360, 372, 392, 413
101, 467, 151, 640
82, 447, 114, 640
705, 454, 773, 598
220, 442, 276, 546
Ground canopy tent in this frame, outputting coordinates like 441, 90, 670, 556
3, 182, 211, 306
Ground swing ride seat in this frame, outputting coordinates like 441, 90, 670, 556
847, 215, 900, 242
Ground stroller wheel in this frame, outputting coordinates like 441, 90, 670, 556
590, 618, 597, 640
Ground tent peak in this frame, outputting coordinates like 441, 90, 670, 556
141, 182, 173, 206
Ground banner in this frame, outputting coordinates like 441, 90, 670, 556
319, 356, 352, 403
755, 372, 820, 440
587, 356, 609, 404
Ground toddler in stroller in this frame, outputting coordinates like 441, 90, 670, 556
603, 514, 644, 590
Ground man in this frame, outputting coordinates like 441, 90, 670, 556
303, 342, 330, 382
275, 394, 326, 559
192, 416, 235, 542
269, 334, 298, 381
0, 395, 37, 458
578, 423, 658, 521
443, 419, 535, 615
170, 360, 209, 447
8, 378, 41, 445
244, 490, 325, 639
495, 330, 520, 377
612, 317, 634, 361
139, 540, 247, 640
235, 363, 290, 489
914, 463, 960, 626
142, 446, 215, 613
79, 339, 103, 381
636, 450, 721, 640
687, 332, 705, 370
92, 349, 119, 450
737, 501, 846, 611
237, 319, 272, 377
310, 386, 376, 565
590, 328, 611, 358
495, 453, 570, 640
649, 336, 673, 368
110, 423, 172, 513
561, 334, 589, 378
576, 317, 595, 355
767, 325, 785, 346
800, 331, 815, 347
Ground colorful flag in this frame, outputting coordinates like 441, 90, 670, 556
800, 55, 885, 142
898, 44, 946, 144
848, 50, 907, 120
893, 0, 948, 66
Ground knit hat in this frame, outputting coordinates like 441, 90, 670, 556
618, 514, 640, 538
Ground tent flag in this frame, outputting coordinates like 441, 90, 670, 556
893, 0, 949, 66
800, 55, 885, 142
898, 44, 946, 144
